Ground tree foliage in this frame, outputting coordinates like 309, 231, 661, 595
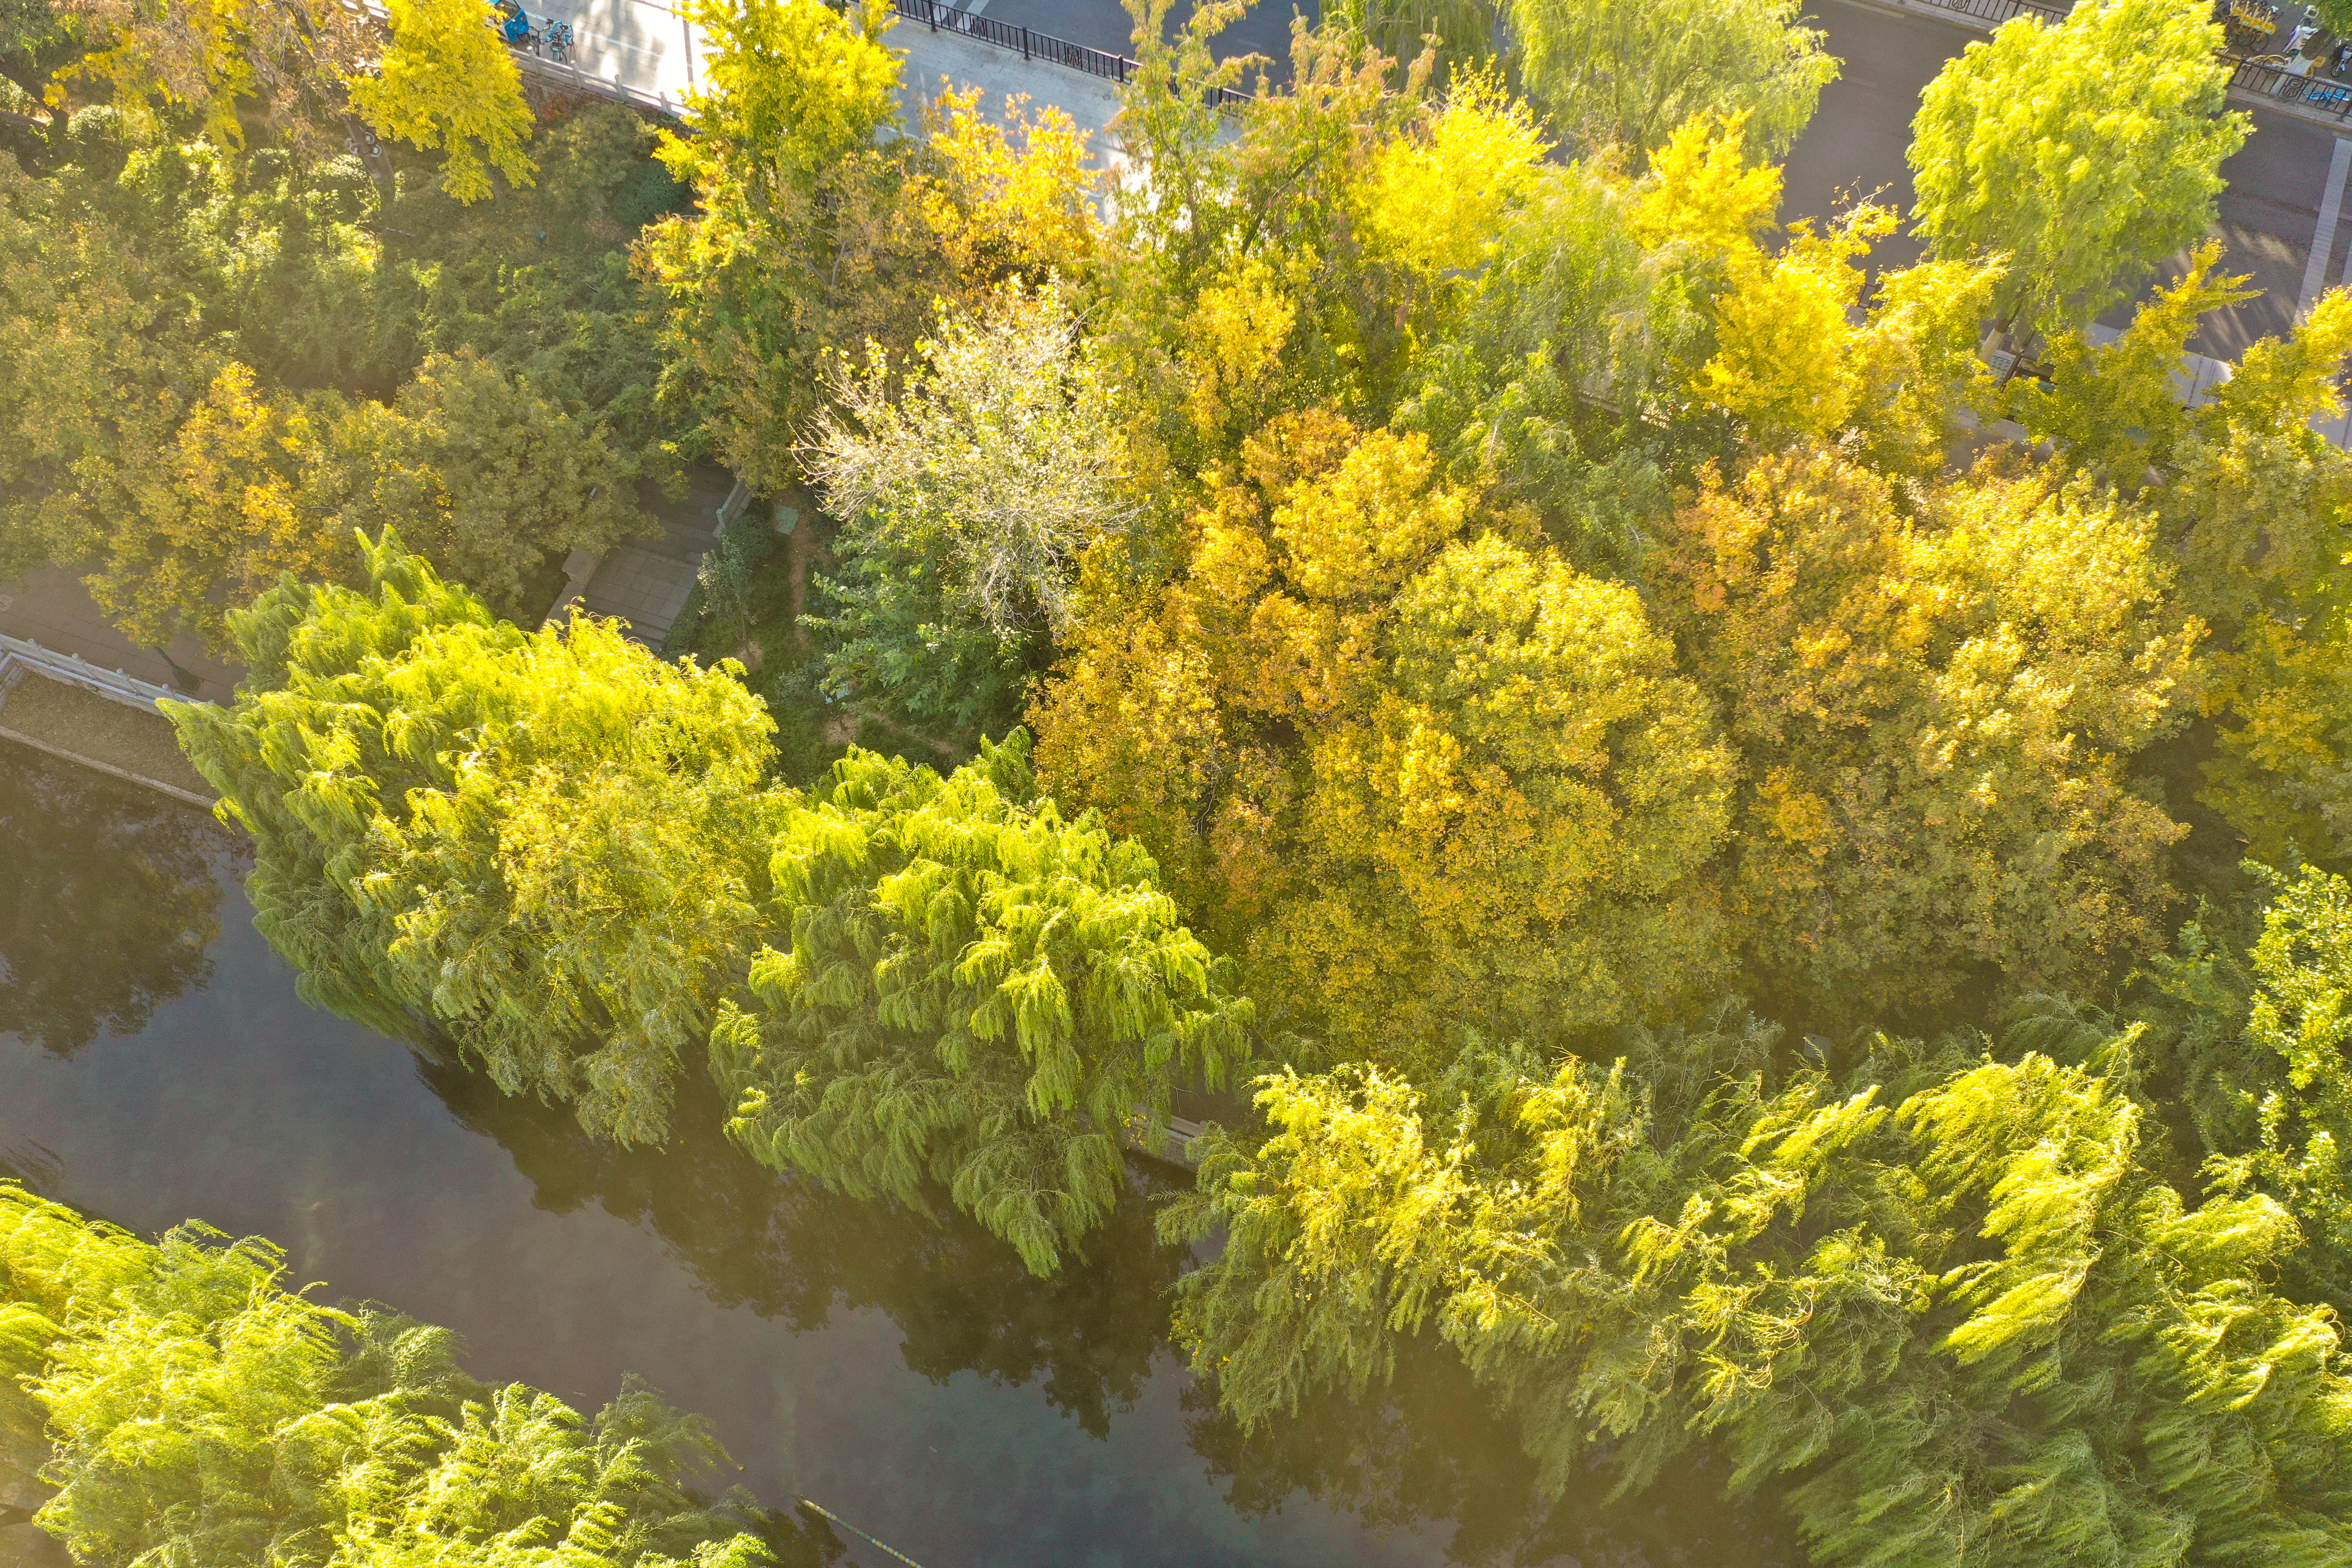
172, 536, 1245, 1269
0, 94, 678, 648
347, 0, 535, 203
796, 282, 1122, 745
1166, 1018, 2352, 1568
48, 0, 371, 155
51, 0, 535, 199
1034, 414, 1736, 1062
0, 1184, 816, 1567
710, 734, 1252, 1276
1908, 0, 2245, 337
1510, 0, 1837, 163
1648, 447, 2201, 1014
2194, 866, 2352, 1310
170, 532, 779, 1146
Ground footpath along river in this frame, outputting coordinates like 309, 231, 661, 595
0, 740, 1791, 1568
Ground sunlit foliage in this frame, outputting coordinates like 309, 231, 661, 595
1649, 447, 2201, 1014
0, 1185, 809, 1566
1167, 1019, 2352, 1567
171, 533, 779, 1145
1511, 0, 1837, 162
712, 735, 1252, 1276
1909, 0, 2245, 337
1035, 414, 1735, 1061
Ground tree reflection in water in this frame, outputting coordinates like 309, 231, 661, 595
1185, 1333, 1799, 1567
413, 1059, 1186, 1440
418, 1054, 1800, 1567
0, 743, 233, 1056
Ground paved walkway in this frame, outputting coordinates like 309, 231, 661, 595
0, 571, 240, 704
571, 466, 740, 649
515, 0, 1126, 149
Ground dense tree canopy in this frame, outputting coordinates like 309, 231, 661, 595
1512, 0, 1838, 162
1648, 447, 2201, 1014
18, 0, 2350, 1559
173, 536, 1247, 1269
1034, 416, 1736, 1062
1166, 1013, 2352, 1567
0, 1185, 832, 1566
1908, 0, 2245, 337
0, 91, 680, 649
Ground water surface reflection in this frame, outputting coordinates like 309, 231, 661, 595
0, 744, 1793, 1568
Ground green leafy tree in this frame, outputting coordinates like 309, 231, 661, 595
399, 101, 683, 456
710, 733, 1254, 1276
1908, 0, 2246, 338
1510, 0, 1838, 163
2197, 866, 2352, 1309
170, 532, 779, 1146
1326, 0, 1498, 82
321, 351, 654, 624
173, 535, 1245, 1271
1167, 1019, 2352, 1568
641, 0, 911, 489
0, 1185, 819, 1567
800, 283, 1123, 745
0, 146, 216, 583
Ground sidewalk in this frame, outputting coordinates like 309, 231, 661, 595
512, 0, 1127, 150
0, 571, 240, 705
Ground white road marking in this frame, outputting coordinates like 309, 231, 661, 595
2304, 135, 2352, 314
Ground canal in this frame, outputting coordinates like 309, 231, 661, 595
0, 741, 1788, 1568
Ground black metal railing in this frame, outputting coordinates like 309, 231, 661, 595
889, 0, 1252, 107
1917, 0, 2064, 26
2226, 56, 2352, 117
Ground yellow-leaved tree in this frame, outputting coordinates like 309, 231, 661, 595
2163, 289, 2352, 867
1033, 412, 1736, 1062
1647, 113, 2002, 474
55, 0, 536, 200
347, 0, 536, 201
1649, 447, 2201, 1013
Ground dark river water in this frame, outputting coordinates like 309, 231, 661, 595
0, 741, 1789, 1568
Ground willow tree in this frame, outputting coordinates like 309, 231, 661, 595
2198, 866, 2352, 1309
0, 1185, 797, 1567
1166, 1022, 2352, 1567
1908, 0, 2245, 339
175, 535, 1243, 1269
170, 530, 779, 1146
1510, 0, 1837, 163
711, 734, 1253, 1276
